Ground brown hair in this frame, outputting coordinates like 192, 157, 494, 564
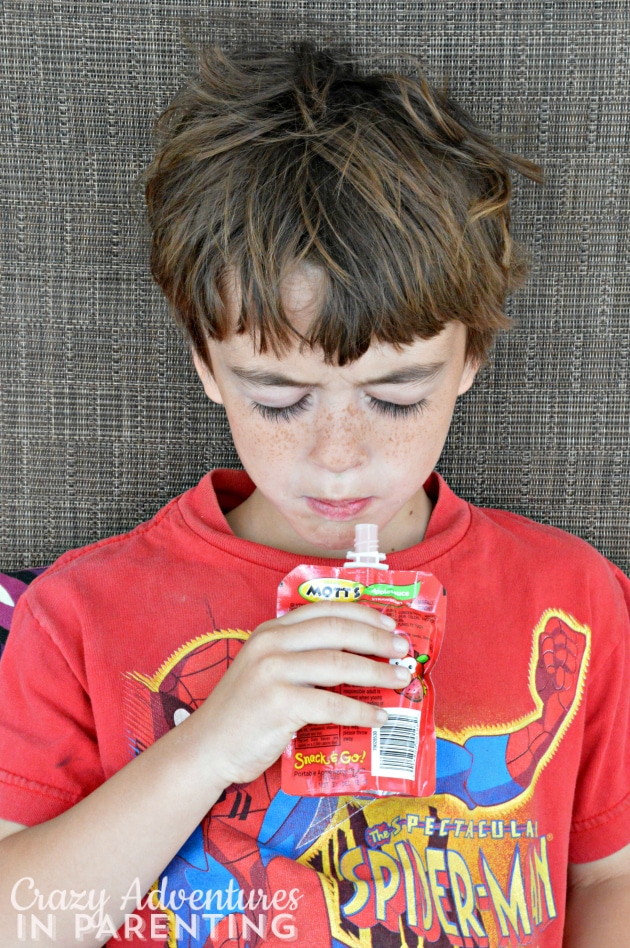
144, 42, 543, 367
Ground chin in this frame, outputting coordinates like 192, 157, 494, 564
302, 522, 360, 555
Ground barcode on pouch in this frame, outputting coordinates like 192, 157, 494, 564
371, 709, 420, 779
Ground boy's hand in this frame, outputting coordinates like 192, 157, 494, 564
188, 602, 411, 788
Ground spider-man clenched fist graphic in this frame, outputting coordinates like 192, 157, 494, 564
434, 611, 589, 808
506, 615, 588, 787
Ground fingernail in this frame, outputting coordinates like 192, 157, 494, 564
376, 709, 388, 724
395, 666, 411, 681
392, 636, 408, 654
380, 614, 397, 630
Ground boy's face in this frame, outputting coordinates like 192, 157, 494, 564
193, 268, 478, 557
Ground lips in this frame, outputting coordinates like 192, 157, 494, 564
305, 497, 373, 521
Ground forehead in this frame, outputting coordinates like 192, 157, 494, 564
222, 261, 325, 336
277, 264, 327, 334
216, 264, 467, 377
209, 320, 467, 386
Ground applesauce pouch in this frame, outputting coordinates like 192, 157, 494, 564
278, 524, 445, 796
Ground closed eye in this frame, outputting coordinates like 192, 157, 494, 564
251, 394, 427, 422
365, 396, 427, 418
251, 395, 311, 422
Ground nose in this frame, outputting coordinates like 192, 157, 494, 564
308, 407, 369, 474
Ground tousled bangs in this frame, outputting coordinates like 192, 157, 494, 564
145, 43, 543, 367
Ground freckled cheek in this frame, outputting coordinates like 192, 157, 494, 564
228, 412, 305, 465
376, 408, 451, 466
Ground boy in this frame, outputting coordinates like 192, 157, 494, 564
0, 42, 628, 948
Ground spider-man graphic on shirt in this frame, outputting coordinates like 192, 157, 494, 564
124, 610, 589, 948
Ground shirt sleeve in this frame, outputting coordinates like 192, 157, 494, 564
0, 592, 105, 825
569, 563, 630, 862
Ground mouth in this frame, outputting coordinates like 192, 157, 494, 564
305, 497, 373, 521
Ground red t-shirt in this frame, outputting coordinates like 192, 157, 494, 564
0, 470, 629, 947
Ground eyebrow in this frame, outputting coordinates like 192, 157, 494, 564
227, 362, 446, 388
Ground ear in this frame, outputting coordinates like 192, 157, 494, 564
457, 357, 480, 397
191, 348, 224, 405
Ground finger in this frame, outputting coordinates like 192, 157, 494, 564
276, 649, 413, 690
256, 649, 411, 688
254, 618, 409, 660
289, 686, 389, 729
275, 600, 397, 630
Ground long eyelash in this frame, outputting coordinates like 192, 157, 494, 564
366, 397, 427, 418
252, 395, 311, 422
252, 394, 427, 422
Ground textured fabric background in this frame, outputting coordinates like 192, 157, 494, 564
0, 2, 628, 572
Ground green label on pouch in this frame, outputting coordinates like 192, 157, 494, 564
363, 581, 421, 601
296, 578, 422, 603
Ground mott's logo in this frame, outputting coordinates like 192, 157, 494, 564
299, 579, 364, 602
298, 579, 422, 602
